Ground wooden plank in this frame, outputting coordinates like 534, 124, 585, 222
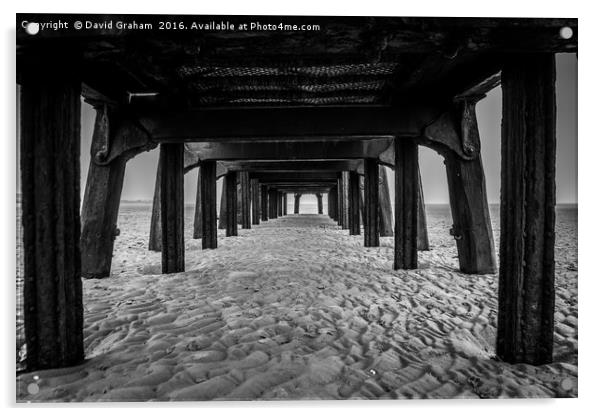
225, 171, 238, 236
364, 159, 380, 247
193, 166, 203, 239
200, 161, 217, 249
81, 106, 126, 278
240, 171, 251, 229
149, 158, 162, 251
394, 139, 418, 269
497, 54, 556, 365
261, 185, 269, 221
316, 193, 324, 214
20, 63, 84, 370
378, 166, 394, 236
160, 143, 185, 273
348, 171, 361, 235
251, 179, 260, 225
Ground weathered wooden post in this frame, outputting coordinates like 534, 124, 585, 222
294, 193, 301, 214
277, 191, 283, 217
218, 178, 227, 230
200, 161, 217, 249
327, 190, 333, 218
348, 171, 361, 235
443, 100, 497, 274
364, 159, 380, 247
261, 185, 269, 221
268, 189, 278, 219
160, 143, 185, 273
283, 193, 288, 215
497, 54, 557, 365
316, 193, 323, 214
394, 138, 418, 269
251, 178, 260, 225
149, 159, 162, 251
193, 166, 203, 239
20, 56, 84, 370
240, 171, 251, 229
331, 184, 339, 223
338, 172, 349, 228
81, 105, 126, 278
225, 171, 238, 236
417, 172, 430, 251
378, 166, 394, 236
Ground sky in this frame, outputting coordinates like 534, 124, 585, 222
30, 54, 578, 206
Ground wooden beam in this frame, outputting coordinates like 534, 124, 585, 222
200, 161, 217, 249
240, 171, 251, 229
149, 158, 162, 251
378, 166, 394, 236
261, 185, 269, 221
497, 54, 556, 365
364, 159, 380, 247
349, 171, 361, 235
316, 193, 324, 215
221, 160, 363, 173
193, 166, 203, 239
20, 60, 84, 370
225, 171, 238, 236
137, 105, 439, 142
81, 105, 126, 278
444, 99, 497, 273
160, 143, 185, 273
186, 139, 392, 162
394, 139, 418, 269
251, 179, 260, 225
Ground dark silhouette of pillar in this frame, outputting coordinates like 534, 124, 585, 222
149, 158, 162, 251
251, 179, 260, 225
364, 159, 379, 247
160, 143, 185, 274
225, 171, 238, 236
283, 193, 288, 215
348, 171, 361, 235
394, 139, 418, 270
316, 193, 323, 214
497, 54, 556, 365
294, 193, 301, 214
200, 161, 217, 249
261, 185, 269, 221
240, 171, 251, 229
378, 166, 394, 237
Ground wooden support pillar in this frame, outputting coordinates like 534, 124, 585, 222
240, 171, 251, 229
316, 193, 324, 214
378, 166, 394, 237
364, 159, 380, 247
340, 172, 349, 229
200, 161, 217, 249
193, 166, 203, 239
277, 192, 283, 217
394, 138, 418, 269
218, 178, 227, 230
160, 143, 185, 274
20, 60, 84, 370
261, 185, 269, 221
225, 171, 238, 236
294, 193, 301, 214
251, 179, 260, 225
348, 171, 361, 235
268, 189, 278, 219
149, 159, 162, 251
497, 54, 556, 365
81, 105, 126, 278
359, 176, 364, 227
283, 193, 288, 215
331, 185, 339, 222
444, 100, 497, 274
327, 191, 332, 217
417, 171, 430, 251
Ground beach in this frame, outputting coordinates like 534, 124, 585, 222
16, 203, 578, 401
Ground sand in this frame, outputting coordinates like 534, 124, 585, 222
16, 203, 578, 401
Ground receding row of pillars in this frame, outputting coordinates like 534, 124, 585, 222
19, 53, 559, 369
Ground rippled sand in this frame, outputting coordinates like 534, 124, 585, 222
16, 204, 578, 401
